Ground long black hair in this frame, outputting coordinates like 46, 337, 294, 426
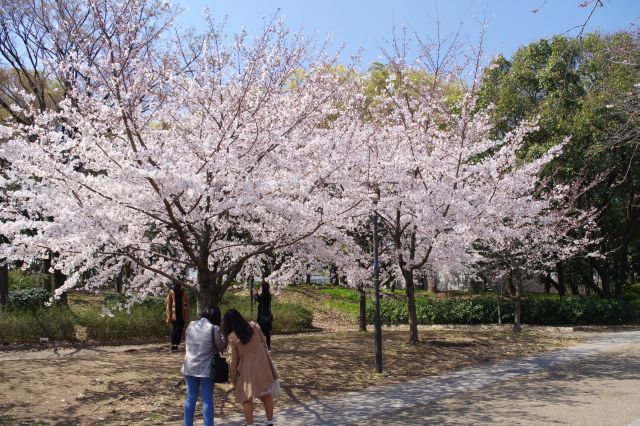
222, 308, 254, 344
200, 306, 221, 326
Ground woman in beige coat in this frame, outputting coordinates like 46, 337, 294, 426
223, 309, 278, 426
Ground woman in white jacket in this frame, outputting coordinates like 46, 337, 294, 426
182, 306, 226, 426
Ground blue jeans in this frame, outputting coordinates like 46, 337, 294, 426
184, 375, 214, 426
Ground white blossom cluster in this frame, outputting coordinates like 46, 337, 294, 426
0, 1, 596, 309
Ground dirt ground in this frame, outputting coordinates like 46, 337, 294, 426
0, 326, 577, 426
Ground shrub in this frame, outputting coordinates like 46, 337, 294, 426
102, 292, 129, 308
624, 283, 640, 309
8, 288, 51, 311
140, 296, 166, 309
367, 294, 639, 326
0, 307, 76, 343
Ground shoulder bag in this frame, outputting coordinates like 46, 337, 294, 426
210, 326, 229, 383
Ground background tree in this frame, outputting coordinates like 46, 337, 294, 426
478, 31, 640, 300
0, 0, 106, 302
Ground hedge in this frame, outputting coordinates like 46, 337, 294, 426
367, 294, 639, 326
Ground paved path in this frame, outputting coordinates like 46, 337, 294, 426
220, 331, 640, 425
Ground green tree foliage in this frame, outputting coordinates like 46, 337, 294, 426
478, 32, 640, 299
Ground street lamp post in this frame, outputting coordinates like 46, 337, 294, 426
372, 212, 383, 373
249, 275, 255, 315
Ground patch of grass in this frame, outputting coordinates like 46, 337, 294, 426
320, 287, 360, 301
65, 289, 313, 341
8, 268, 49, 290
221, 293, 313, 333
81, 304, 170, 340
271, 303, 313, 333
323, 298, 360, 317
0, 307, 76, 343
67, 292, 104, 314
142, 413, 167, 424
318, 286, 361, 317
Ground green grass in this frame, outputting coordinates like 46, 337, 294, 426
80, 304, 170, 340
0, 288, 315, 343
221, 293, 313, 333
319, 286, 361, 317
320, 287, 360, 301
0, 307, 76, 343
317, 285, 436, 319
8, 268, 49, 291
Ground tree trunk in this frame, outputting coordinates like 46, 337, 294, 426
504, 275, 515, 297
0, 262, 8, 308
577, 260, 604, 297
567, 264, 579, 295
427, 271, 438, 293
511, 272, 522, 332
556, 262, 567, 297
249, 275, 255, 315
114, 268, 124, 293
44, 253, 67, 306
540, 273, 560, 296
614, 246, 627, 301
329, 265, 339, 285
53, 268, 67, 306
496, 284, 502, 325
0, 236, 8, 308
402, 269, 419, 343
419, 275, 428, 290
590, 259, 611, 298
196, 268, 217, 313
358, 284, 367, 332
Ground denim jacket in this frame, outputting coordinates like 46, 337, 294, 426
181, 318, 226, 378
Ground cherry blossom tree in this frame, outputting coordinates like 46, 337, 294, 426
0, 0, 360, 310
332, 27, 578, 343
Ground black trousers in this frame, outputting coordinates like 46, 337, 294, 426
171, 319, 185, 346
259, 322, 272, 350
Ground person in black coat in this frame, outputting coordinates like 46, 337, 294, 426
255, 281, 273, 351
166, 283, 189, 352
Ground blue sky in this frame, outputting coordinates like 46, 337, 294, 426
175, 0, 639, 67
